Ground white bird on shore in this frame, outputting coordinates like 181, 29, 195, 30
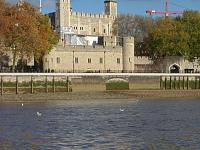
21, 103, 24, 107
37, 112, 42, 117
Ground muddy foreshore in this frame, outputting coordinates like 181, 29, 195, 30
0, 90, 200, 102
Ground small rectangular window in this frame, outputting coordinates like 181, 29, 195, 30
117, 58, 120, 64
100, 58, 103, 64
75, 57, 79, 63
57, 57, 60, 64
88, 58, 92, 64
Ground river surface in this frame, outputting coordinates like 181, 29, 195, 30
0, 99, 200, 150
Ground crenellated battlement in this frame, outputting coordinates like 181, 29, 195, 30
71, 11, 115, 19
56, 43, 122, 52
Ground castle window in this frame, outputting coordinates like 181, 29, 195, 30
129, 58, 131, 63
117, 58, 120, 64
100, 58, 103, 64
57, 57, 61, 64
75, 57, 79, 63
104, 29, 106, 33
88, 58, 92, 64
94, 28, 96, 32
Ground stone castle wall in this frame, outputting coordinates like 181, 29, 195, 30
43, 44, 123, 72
70, 12, 115, 36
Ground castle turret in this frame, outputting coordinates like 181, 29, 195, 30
122, 37, 134, 72
104, 0, 117, 17
56, 0, 71, 33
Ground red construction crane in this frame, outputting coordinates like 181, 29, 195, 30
146, 0, 183, 17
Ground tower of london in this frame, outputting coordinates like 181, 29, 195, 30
43, 0, 136, 73
44, 0, 198, 73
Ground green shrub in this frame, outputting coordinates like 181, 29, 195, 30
106, 81, 129, 90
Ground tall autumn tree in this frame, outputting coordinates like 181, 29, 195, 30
0, 1, 59, 72
147, 17, 190, 60
147, 11, 200, 61
178, 10, 200, 60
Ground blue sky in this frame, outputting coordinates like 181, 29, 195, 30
8, 0, 200, 16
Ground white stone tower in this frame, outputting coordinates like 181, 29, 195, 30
56, 0, 71, 33
104, 0, 117, 17
123, 37, 135, 72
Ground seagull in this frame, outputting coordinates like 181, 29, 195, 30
37, 112, 42, 117
21, 103, 24, 107
120, 108, 125, 112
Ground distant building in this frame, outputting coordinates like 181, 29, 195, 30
44, 0, 200, 73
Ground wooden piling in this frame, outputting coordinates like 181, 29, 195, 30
31, 76, 33, 94
195, 77, 197, 89
199, 77, 200, 89
170, 76, 172, 90
53, 76, 55, 93
165, 77, 167, 90
66, 76, 69, 92
178, 76, 181, 90
160, 76, 162, 90
1, 76, 3, 96
45, 76, 48, 93
187, 76, 189, 90
174, 77, 176, 90
16, 76, 19, 95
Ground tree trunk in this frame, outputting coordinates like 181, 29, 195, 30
11, 50, 17, 72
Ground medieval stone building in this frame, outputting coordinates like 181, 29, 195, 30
43, 0, 200, 73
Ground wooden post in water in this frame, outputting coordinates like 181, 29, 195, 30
31, 76, 33, 94
45, 76, 48, 93
187, 76, 189, 90
66, 76, 69, 92
183, 77, 185, 90
53, 76, 55, 93
1, 76, 3, 96
16, 76, 18, 95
